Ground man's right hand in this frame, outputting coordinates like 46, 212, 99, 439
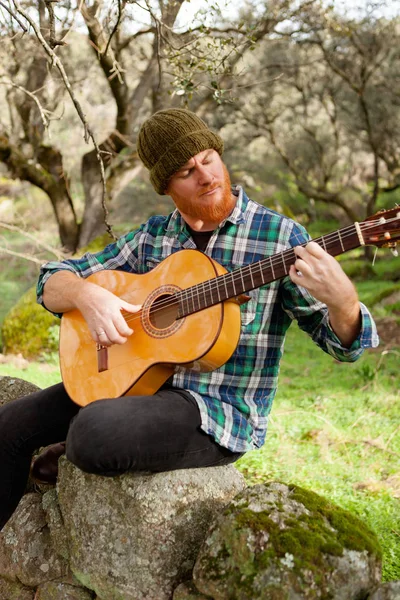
42, 271, 141, 346
75, 281, 140, 346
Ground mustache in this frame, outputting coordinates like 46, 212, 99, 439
198, 182, 219, 196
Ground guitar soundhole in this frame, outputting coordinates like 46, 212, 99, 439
149, 294, 179, 329
142, 284, 183, 339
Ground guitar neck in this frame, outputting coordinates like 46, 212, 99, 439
177, 223, 362, 318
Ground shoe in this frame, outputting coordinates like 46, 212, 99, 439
30, 442, 66, 485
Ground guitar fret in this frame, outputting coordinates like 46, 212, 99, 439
193, 282, 199, 311
337, 231, 345, 252
206, 280, 214, 304
223, 274, 229, 300
270, 259, 275, 280
184, 291, 189, 316
321, 236, 327, 252
282, 253, 288, 275
231, 271, 237, 295
240, 269, 245, 294
259, 261, 265, 284
190, 289, 196, 314
249, 266, 255, 288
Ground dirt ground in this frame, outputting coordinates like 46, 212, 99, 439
374, 317, 400, 350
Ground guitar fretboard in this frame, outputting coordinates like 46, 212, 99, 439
176, 224, 361, 318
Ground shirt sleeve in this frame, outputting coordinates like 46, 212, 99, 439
36, 229, 143, 316
278, 222, 379, 362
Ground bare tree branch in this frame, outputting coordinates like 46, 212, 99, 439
0, 0, 26, 31
11, 0, 116, 241
0, 77, 50, 131
0, 245, 44, 264
0, 221, 65, 259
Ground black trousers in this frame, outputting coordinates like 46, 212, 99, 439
0, 382, 242, 530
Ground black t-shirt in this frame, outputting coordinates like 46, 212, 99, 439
186, 225, 214, 253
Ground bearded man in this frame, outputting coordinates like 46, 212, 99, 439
0, 109, 378, 530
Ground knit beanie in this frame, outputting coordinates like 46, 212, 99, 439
137, 108, 224, 195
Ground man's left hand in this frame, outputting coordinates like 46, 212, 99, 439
289, 241, 361, 347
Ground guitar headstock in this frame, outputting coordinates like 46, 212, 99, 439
362, 207, 400, 249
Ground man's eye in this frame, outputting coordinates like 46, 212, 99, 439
180, 170, 191, 178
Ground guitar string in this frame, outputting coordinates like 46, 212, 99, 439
118, 216, 399, 328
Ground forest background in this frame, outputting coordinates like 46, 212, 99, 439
0, 0, 399, 583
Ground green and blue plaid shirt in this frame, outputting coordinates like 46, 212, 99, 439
37, 187, 379, 452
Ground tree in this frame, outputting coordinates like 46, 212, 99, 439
0, 0, 308, 251
232, 1, 400, 223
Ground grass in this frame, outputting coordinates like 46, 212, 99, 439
0, 359, 61, 388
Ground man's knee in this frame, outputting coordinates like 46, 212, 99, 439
66, 402, 112, 474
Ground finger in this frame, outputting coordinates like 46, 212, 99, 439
293, 257, 312, 278
293, 244, 306, 257
304, 241, 326, 258
294, 244, 318, 263
115, 312, 134, 337
98, 320, 129, 345
289, 264, 306, 283
121, 300, 142, 314
96, 329, 113, 347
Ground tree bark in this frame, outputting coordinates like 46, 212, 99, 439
0, 134, 79, 251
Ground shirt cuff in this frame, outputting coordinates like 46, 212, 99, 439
325, 302, 379, 352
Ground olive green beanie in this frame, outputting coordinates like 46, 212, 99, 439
137, 108, 224, 195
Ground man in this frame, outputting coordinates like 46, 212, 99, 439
0, 108, 378, 530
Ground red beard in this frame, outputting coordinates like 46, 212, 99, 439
172, 164, 236, 224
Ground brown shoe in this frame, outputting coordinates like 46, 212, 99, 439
30, 442, 66, 485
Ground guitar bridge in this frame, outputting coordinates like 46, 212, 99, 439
96, 344, 108, 372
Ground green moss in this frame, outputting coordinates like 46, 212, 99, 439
289, 484, 382, 559
234, 509, 277, 533
198, 483, 382, 598
1, 286, 59, 359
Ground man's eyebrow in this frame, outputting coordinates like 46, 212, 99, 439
177, 159, 194, 172
177, 150, 213, 172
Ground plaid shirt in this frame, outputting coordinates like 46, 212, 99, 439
37, 187, 379, 453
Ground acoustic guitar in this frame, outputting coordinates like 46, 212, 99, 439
60, 208, 400, 406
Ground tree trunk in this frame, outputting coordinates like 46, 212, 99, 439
0, 135, 80, 252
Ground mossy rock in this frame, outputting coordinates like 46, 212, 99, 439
193, 482, 382, 600
1, 286, 59, 359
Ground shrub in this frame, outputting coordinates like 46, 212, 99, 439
2, 287, 59, 359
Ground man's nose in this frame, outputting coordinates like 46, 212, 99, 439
197, 164, 213, 185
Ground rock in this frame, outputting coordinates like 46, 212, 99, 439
35, 580, 95, 599
42, 489, 70, 560
368, 581, 400, 599
193, 482, 382, 600
54, 459, 245, 600
173, 580, 212, 599
0, 375, 40, 407
0, 493, 68, 587
0, 577, 35, 599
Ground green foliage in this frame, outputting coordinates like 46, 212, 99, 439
1, 287, 60, 359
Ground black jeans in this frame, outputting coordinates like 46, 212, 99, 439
0, 382, 242, 530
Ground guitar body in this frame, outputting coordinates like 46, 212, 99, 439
59, 250, 241, 406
